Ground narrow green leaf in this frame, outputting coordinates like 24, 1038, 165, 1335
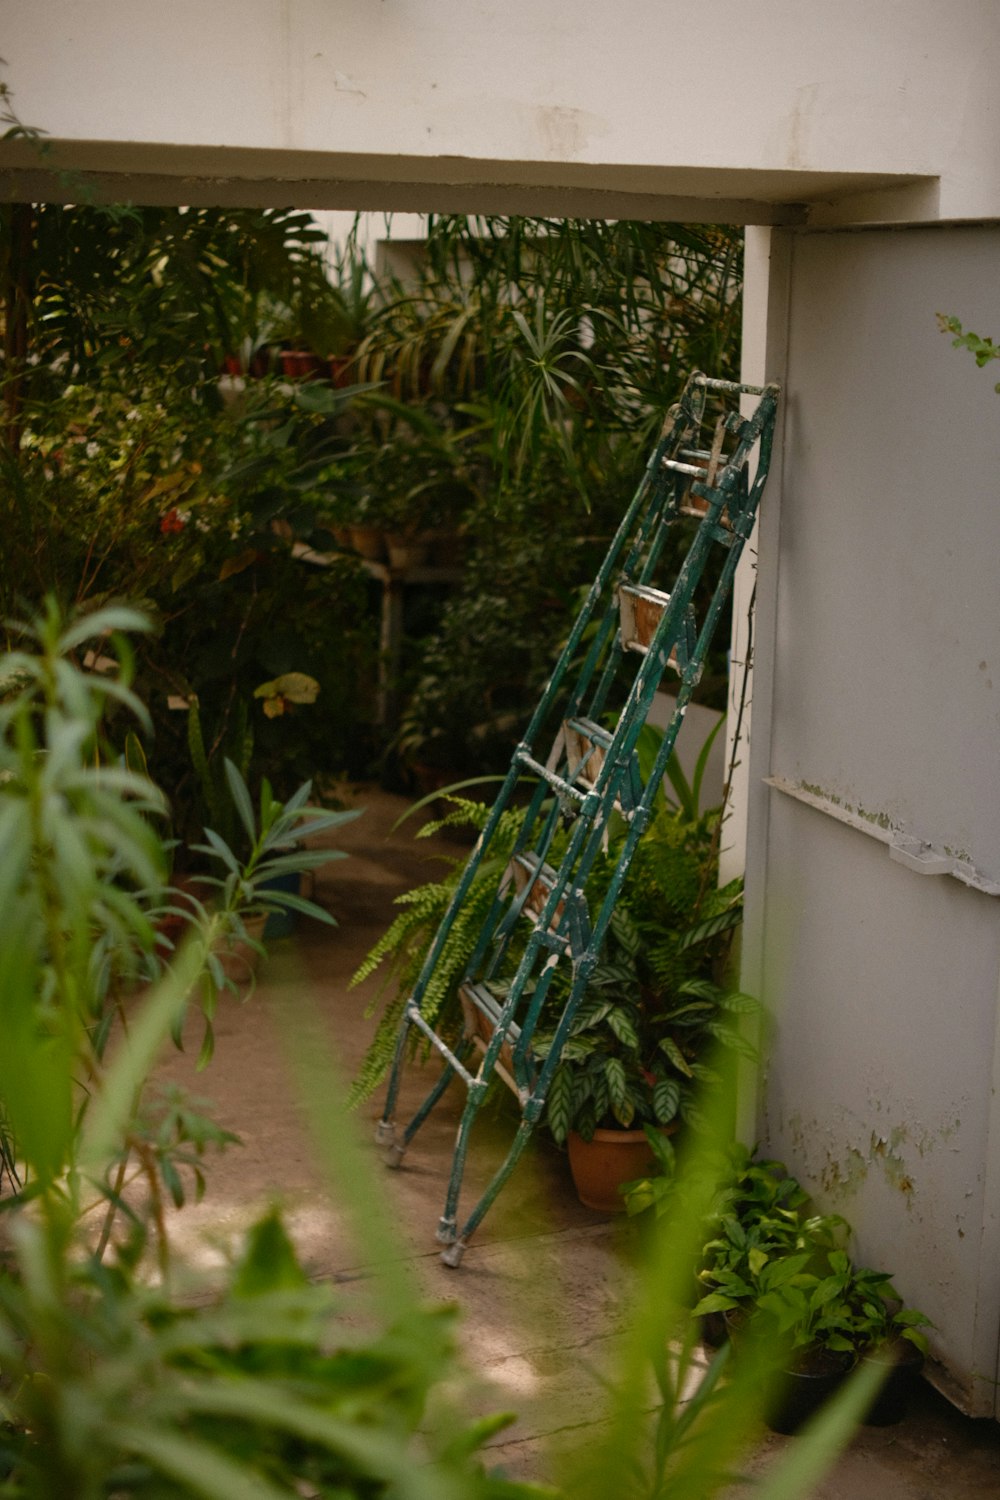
224, 758, 257, 847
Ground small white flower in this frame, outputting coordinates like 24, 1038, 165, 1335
86, 442, 100, 459
126, 408, 141, 422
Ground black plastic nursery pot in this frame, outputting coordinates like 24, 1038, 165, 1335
261, 870, 303, 939
860, 1341, 925, 1426
763, 1349, 855, 1436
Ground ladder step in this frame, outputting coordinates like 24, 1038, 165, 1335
563, 715, 612, 789
459, 982, 533, 1096
506, 851, 590, 950
618, 582, 678, 665
564, 716, 640, 813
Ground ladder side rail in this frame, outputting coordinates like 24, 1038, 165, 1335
513, 947, 601, 1112
397, 754, 525, 1010
476, 792, 570, 985
739, 388, 780, 516
510, 558, 713, 991
511, 402, 690, 758
436, 921, 580, 1237
501, 944, 569, 1084
581, 477, 773, 966
525, 420, 769, 983
378, 755, 537, 1128
460, 774, 557, 983
579, 465, 713, 760
560, 390, 705, 729
555, 399, 695, 728
579, 467, 690, 728
588, 526, 722, 785
447, 462, 714, 1034
551, 465, 683, 729
473, 792, 602, 1071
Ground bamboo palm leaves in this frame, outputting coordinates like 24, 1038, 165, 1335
355, 216, 743, 495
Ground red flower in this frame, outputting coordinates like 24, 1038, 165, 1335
160, 508, 186, 535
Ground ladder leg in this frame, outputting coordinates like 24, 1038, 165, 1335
375, 1007, 414, 1146
440, 1109, 540, 1268
436, 1077, 490, 1245
392, 1040, 472, 1164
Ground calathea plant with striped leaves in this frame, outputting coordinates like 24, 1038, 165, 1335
534, 907, 758, 1153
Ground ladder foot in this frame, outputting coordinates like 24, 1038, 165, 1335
440, 1239, 467, 1269
374, 1119, 396, 1146
384, 1142, 407, 1168
435, 1216, 457, 1245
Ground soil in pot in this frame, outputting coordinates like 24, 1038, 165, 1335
567, 1126, 663, 1213
764, 1347, 855, 1436
861, 1339, 925, 1426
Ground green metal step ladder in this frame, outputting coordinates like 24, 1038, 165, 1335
376, 372, 780, 1265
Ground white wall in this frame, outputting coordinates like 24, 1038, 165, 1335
3, 2, 999, 224
745, 225, 1000, 1415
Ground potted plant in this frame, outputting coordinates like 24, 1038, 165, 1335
682, 1148, 823, 1345
535, 907, 759, 1212
687, 1150, 933, 1434
744, 1247, 862, 1434
845, 1266, 932, 1425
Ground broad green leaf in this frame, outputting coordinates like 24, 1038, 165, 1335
659, 1036, 694, 1077
652, 1078, 680, 1124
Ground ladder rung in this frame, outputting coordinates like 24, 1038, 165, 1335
405, 1002, 477, 1086
662, 457, 708, 478
679, 496, 733, 530
515, 747, 587, 805
564, 716, 639, 815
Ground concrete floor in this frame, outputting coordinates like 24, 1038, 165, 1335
154, 783, 1000, 1497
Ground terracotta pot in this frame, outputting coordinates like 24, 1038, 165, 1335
349, 524, 386, 561
386, 533, 431, 570
567, 1126, 663, 1212
328, 354, 355, 388
280, 349, 325, 380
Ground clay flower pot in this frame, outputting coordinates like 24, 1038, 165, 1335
567, 1126, 662, 1212
349, 524, 386, 561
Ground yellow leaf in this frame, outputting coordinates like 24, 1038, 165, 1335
218, 549, 259, 582
262, 697, 286, 718
254, 672, 320, 705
